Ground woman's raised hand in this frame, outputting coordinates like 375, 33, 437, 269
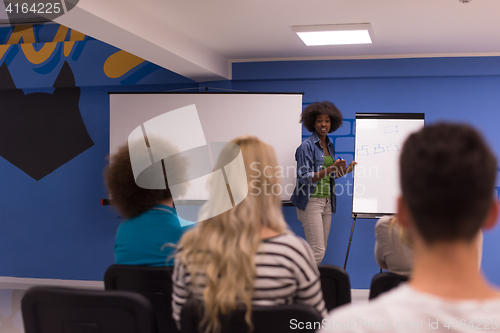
344, 161, 358, 174
327, 159, 347, 177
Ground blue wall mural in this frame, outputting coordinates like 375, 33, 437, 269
0, 24, 197, 280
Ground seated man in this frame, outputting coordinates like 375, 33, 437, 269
321, 123, 500, 332
374, 215, 413, 276
375, 215, 483, 276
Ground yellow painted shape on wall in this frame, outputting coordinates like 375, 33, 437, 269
104, 50, 145, 78
1, 24, 87, 64
64, 30, 86, 57
0, 45, 10, 60
69, 29, 86, 42
19, 27, 71, 64
53, 25, 70, 42
64, 41, 75, 57
6, 25, 70, 45
8, 26, 36, 44
3, 25, 69, 64
21, 42, 58, 65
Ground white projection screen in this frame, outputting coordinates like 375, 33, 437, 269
109, 93, 303, 205
352, 113, 425, 218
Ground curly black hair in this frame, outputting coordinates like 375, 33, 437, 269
104, 144, 172, 219
300, 101, 343, 133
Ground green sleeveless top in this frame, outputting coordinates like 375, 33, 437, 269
312, 155, 333, 198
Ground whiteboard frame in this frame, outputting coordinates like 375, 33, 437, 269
108, 91, 304, 203
352, 113, 425, 219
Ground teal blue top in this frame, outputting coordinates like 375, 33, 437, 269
114, 204, 195, 266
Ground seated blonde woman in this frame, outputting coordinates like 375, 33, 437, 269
172, 136, 326, 332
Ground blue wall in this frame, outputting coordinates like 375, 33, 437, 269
2, 25, 500, 289
203, 57, 500, 289
0, 24, 197, 281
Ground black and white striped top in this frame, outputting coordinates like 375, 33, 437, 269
171, 233, 327, 326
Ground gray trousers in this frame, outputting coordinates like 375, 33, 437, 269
296, 197, 332, 264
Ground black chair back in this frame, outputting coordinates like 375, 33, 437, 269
318, 264, 351, 311
21, 286, 156, 333
104, 264, 176, 333
180, 298, 322, 333
369, 272, 409, 300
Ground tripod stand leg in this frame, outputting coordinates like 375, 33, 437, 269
343, 216, 357, 270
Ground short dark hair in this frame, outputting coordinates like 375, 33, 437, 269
400, 123, 497, 244
300, 101, 343, 133
105, 144, 172, 219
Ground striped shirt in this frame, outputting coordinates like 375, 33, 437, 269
171, 233, 327, 327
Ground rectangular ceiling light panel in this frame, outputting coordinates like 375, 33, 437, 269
293, 23, 374, 46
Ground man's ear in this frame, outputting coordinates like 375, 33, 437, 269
482, 199, 499, 231
397, 196, 412, 229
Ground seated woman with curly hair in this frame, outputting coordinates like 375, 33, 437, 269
172, 136, 326, 332
105, 141, 193, 267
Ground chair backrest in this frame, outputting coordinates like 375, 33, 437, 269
22, 286, 156, 333
180, 298, 323, 333
368, 272, 409, 300
318, 264, 351, 311
104, 264, 176, 333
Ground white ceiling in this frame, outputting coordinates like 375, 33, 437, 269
55, 0, 500, 82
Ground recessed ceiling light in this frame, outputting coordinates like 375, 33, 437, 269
293, 23, 374, 46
